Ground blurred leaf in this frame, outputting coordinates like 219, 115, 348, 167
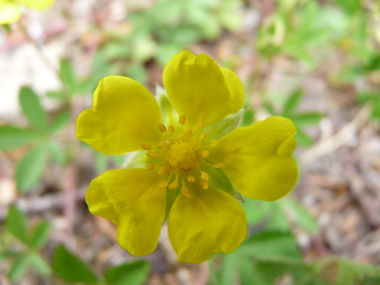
280, 198, 319, 233
104, 260, 151, 285
284, 89, 303, 116
28, 252, 51, 276
30, 220, 51, 249
51, 111, 70, 133
6, 206, 30, 246
242, 199, 272, 226
240, 109, 254, 127
46, 91, 65, 101
0, 126, 39, 150
19, 87, 48, 131
335, 0, 361, 14
60, 58, 77, 93
0, 250, 20, 261
53, 245, 99, 284
295, 132, 314, 147
95, 152, 108, 172
46, 141, 66, 165
15, 146, 48, 192
291, 113, 323, 126
362, 275, 380, 284
8, 254, 31, 281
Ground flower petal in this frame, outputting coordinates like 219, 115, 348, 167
85, 168, 166, 256
209, 116, 298, 201
163, 51, 244, 130
168, 184, 247, 264
76, 76, 164, 155
0, 1, 20, 24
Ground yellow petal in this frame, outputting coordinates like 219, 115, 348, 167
163, 50, 244, 130
16, 0, 54, 10
209, 116, 298, 201
0, 1, 20, 24
168, 184, 247, 264
86, 168, 166, 256
76, 76, 164, 155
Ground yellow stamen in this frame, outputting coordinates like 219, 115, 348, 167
158, 141, 168, 147
187, 175, 195, 182
144, 163, 154, 171
185, 130, 192, 137
200, 172, 210, 181
168, 125, 175, 133
169, 180, 179, 190
158, 166, 168, 176
202, 150, 209, 158
213, 163, 224, 168
158, 123, 166, 133
158, 181, 168, 189
201, 180, 208, 189
199, 133, 206, 142
181, 186, 191, 198
141, 143, 152, 150
211, 140, 219, 147
146, 151, 158, 158
198, 117, 204, 130
179, 115, 185, 125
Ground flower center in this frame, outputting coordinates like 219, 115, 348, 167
166, 141, 198, 170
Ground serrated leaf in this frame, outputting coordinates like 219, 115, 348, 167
8, 254, 31, 281
30, 220, 51, 249
284, 89, 303, 116
46, 142, 66, 165
53, 245, 99, 284
15, 146, 48, 192
6, 206, 30, 245
104, 260, 151, 285
51, 111, 70, 133
28, 252, 51, 276
19, 87, 48, 131
0, 126, 39, 150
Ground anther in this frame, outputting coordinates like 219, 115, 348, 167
198, 117, 204, 130
179, 115, 185, 125
201, 180, 209, 189
158, 181, 168, 189
141, 143, 152, 150
158, 166, 168, 176
146, 151, 158, 158
200, 172, 210, 181
185, 130, 192, 137
199, 133, 206, 142
187, 175, 195, 182
144, 163, 154, 171
168, 125, 175, 133
213, 163, 224, 168
181, 187, 191, 198
158, 124, 167, 133
211, 140, 219, 147
158, 141, 168, 147
202, 150, 209, 158
168, 181, 179, 190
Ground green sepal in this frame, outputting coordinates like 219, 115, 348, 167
202, 109, 245, 143
202, 164, 244, 203
156, 84, 178, 127
163, 187, 181, 224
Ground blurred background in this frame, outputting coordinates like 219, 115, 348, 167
1, 0, 380, 284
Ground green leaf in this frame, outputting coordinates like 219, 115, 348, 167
279, 198, 319, 233
53, 244, 99, 284
104, 260, 151, 285
295, 132, 314, 147
6, 206, 30, 246
203, 109, 245, 143
46, 91, 65, 100
30, 220, 51, 249
0, 126, 39, 150
240, 109, 254, 127
202, 164, 244, 203
60, 58, 77, 93
0, 250, 20, 261
95, 152, 108, 172
19, 87, 48, 131
8, 254, 31, 281
46, 142, 66, 165
28, 252, 51, 276
51, 111, 70, 133
15, 146, 48, 192
284, 89, 303, 116
335, 0, 361, 14
291, 113, 323, 126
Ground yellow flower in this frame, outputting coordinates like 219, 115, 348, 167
0, 0, 54, 25
76, 50, 298, 264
